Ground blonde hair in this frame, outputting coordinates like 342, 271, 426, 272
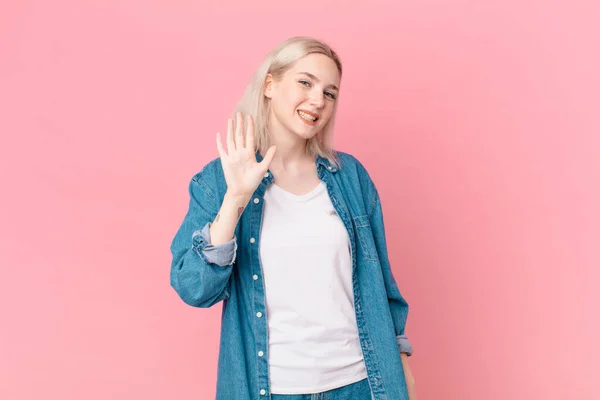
233, 36, 343, 168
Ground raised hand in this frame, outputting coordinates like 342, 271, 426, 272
216, 112, 276, 198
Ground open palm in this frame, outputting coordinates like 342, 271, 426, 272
216, 112, 276, 198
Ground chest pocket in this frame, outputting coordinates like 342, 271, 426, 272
353, 215, 379, 262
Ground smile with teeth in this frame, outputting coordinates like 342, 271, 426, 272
298, 110, 319, 122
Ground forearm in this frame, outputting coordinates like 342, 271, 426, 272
401, 353, 417, 399
209, 191, 250, 245
170, 178, 236, 307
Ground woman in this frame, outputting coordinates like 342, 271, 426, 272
170, 36, 416, 400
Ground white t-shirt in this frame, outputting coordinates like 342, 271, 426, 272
259, 180, 368, 394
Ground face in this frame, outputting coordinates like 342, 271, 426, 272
264, 53, 341, 141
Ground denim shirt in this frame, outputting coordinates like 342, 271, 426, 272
170, 151, 413, 400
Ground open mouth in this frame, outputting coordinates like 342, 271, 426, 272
297, 110, 319, 124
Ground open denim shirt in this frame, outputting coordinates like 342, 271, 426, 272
170, 151, 413, 400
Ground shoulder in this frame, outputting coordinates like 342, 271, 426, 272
188, 157, 226, 204
335, 151, 380, 214
336, 151, 376, 187
191, 157, 222, 184
336, 150, 361, 167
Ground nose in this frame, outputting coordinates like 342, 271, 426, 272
309, 90, 325, 108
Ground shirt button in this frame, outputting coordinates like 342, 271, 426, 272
258, 351, 264, 357
264, 172, 270, 178
253, 274, 258, 280
250, 238, 255, 243
260, 389, 266, 395
253, 198, 260, 204
328, 166, 332, 170
256, 312, 262, 318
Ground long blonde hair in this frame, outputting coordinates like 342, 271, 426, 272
233, 36, 343, 168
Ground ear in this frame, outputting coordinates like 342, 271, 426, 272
264, 73, 273, 99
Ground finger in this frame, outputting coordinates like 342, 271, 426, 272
226, 118, 236, 153
216, 132, 227, 157
234, 112, 245, 150
259, 145, 277, 172
245, 114, 255, 151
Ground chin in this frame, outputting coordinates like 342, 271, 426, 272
293, 121, 322, 138
292, 128, 319, 140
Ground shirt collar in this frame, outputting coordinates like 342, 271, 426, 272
254, 152, 338, 173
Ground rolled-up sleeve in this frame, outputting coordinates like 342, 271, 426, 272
170, 173, 237, 308
192, 222, 238, 267
396, 334, 413, 356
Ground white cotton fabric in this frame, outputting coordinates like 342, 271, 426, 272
259, 181, 368, 394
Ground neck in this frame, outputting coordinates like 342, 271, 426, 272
266, 117, 315, 172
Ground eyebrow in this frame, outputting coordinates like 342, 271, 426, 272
297, 72, 339, 91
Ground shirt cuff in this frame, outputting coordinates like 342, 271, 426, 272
396, 334, 413, 356
192, 222, 237, 267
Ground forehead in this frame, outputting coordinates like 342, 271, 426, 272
287, 53, 340, 86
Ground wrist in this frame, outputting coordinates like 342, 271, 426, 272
224, 191, 252, 206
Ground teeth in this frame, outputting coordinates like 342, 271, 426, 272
298, 111, 317, 122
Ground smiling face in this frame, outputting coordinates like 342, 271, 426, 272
264, 53, 341, 141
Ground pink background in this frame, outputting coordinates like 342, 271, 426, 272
1, 1, 598, 399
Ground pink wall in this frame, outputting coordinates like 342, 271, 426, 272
1, 1, 598, 399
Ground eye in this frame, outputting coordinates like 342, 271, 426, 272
299, 80, 311, 87
325, 91, 337, 100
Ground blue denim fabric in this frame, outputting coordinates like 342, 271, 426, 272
192, 222, 237, 267
170, 152, 413, 400
271, 378, 372, 400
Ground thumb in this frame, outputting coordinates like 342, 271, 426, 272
259, 145, 277, 172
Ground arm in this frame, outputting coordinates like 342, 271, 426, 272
210, 191, 252, 245
170, 112, 275, 308
354, 155, 416, 398
370, 191, 417, 398
368, 190, 414, 356
401, 353, 417, 399
169, 174, 247, 308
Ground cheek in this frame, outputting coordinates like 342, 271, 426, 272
274, 86, 302, 111
321, 105, 335, 122
287, 87, 306, 108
